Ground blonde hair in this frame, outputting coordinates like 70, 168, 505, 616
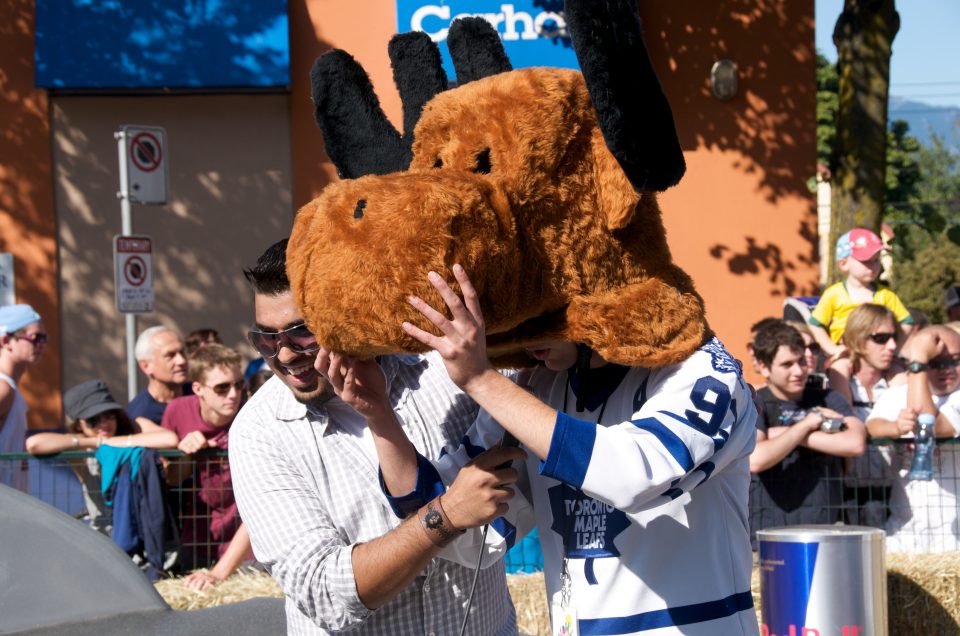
188, 343, 243, 384
842, 303, 901, 367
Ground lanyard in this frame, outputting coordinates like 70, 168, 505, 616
558, 372, 611, 607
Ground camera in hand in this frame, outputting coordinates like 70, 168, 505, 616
819, 418, 843, 433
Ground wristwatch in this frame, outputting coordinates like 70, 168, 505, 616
907, 361, 929, 374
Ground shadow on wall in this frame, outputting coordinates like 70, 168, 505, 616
52, 95, 295, 397
0, 0, 62, 428
641, 0, 820, 296
710, 219, 820, 299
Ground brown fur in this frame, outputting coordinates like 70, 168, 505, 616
288, 68, 709, 367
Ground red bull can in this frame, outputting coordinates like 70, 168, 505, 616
757, 526, 886, 636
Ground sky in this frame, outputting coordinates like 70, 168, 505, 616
815, 0, 960, 110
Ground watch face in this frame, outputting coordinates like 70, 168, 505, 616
424, 509, 443, 530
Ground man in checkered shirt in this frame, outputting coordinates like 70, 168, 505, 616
229, 240, 522, 635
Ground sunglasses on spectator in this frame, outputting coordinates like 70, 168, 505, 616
13, 332, 47, 346
929, 357, 960, 371
867, 332, 897, 345
86, 411, 116, 427
247, 323, 319, 359
805, 342, 821, 355
205, 380, 245, 396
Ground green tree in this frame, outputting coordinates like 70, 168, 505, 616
828, 0, 899, 282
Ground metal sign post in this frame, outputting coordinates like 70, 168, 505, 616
115, 125, 167, 402
0, 253, 14, 306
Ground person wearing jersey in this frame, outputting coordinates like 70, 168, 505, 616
318, 265, 760, 636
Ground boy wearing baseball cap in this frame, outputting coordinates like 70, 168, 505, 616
808, 228, 913, 360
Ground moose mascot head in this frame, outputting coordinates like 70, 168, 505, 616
287, 0, 710, 367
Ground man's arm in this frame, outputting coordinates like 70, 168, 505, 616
0, 380, 14, 432
904, 328, 960, 437
749, 414, 822, 473
403, 266, 757, 514
799, 405, 867, 457
229, 412, 519, 629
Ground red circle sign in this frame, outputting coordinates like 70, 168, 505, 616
130, 132, 163, 172
124, 256, 147, 286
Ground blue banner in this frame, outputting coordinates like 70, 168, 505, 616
35, 0, 289, 91
396, 1, 580, 82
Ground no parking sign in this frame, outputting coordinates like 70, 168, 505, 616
119, 125, 168, 204
114, 235, 154, 313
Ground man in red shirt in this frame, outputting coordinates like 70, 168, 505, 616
163, 343, 251, 589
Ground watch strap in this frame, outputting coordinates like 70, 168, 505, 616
418, 495, 464, 547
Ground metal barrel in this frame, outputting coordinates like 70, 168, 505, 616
757, 525, 886, 636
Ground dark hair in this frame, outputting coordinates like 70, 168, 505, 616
749, 316, 781, 337
67, 408, 136, 437
244, 239, 290, 295
753, 321, 805, 367
185, 328, 221, 355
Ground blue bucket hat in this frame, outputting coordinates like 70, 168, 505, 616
0, 304, 41, 335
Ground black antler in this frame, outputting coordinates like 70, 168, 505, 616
388, 31, 448, 167
447, 17, 512, 85
311, 50, 405, 179
565, 0, 685, 191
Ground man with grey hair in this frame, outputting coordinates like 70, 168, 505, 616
127, 326, 189, 424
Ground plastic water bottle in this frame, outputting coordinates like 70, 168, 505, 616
908, 413, 937, 481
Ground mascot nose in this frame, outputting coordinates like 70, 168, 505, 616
353, 199, 367, 220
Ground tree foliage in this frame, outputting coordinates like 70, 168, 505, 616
827, 0, 899, 282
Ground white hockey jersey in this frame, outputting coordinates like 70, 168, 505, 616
387, 337, 759, 635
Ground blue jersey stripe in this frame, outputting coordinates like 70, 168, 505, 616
579, 590, 754, 634
631, 416, 694, 471
539, 412, 597, 488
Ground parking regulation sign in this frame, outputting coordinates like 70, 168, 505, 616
120, 125, 168, 204
114, 235, 154, 313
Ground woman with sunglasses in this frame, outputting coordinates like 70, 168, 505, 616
0, 304, 47, 493
827, 303, 903, 527
26, 379, 179, 535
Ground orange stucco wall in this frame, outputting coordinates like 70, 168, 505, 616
0, 1, 62, 429
3, 0, 817, 416
289, 0, 820, 384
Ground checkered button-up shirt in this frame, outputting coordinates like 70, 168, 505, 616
229, 353, 518, 635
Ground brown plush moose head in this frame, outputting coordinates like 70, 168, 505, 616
287, 0, 709, 367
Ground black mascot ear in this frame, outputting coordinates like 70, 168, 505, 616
310, 49, 405, 178
447, 16, 512, 84
565, 0, 685, 191
388, 31, 448, 167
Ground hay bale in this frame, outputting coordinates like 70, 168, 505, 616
886, 552, 960, 635
507, 572, 549, 636
158, 554, 960, 635
155, 568, 282, 611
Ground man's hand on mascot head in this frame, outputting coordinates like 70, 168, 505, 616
315, 348, 392, 422
402, 264, 496, 391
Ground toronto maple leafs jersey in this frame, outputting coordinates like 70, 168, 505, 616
387, 338, 759, 635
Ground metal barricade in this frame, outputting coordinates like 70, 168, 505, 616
2, 448, 235, 572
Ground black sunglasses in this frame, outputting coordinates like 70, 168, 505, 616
929, 357, 960, 371
247, 323, 319, 359
867, 332, 897, 345
805, 342, 821, 355
205, 380, 245, 396
86, 410, 117, 427
13, 332, 47, 346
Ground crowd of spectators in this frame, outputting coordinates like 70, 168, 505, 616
4, 225, 960, 598
748, 229, 960, 553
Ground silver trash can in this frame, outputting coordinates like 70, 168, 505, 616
757, 525, 886, 636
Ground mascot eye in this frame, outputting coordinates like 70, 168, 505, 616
433, 158, 443, 169
473, 148, 491, 174
353, 199, 366, 220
